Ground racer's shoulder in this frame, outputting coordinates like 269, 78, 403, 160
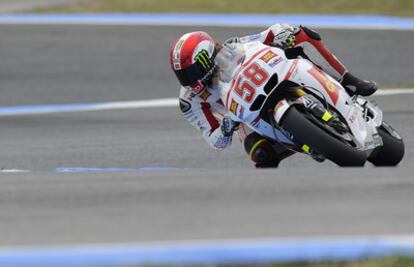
179, 86, 197, 100
267, 23, 295, 33
179, 86, 196, 113
179, 86, 217, 114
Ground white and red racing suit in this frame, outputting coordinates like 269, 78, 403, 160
179, 23, 351, 165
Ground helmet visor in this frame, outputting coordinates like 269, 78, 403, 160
174, 63, 207, 87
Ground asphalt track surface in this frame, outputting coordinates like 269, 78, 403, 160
0, 25, 413, 246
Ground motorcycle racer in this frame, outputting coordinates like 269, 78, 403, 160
170, 24, 377, 168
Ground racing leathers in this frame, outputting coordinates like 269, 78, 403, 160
178, 23, 375, 167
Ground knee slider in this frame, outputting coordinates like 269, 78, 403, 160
251, 145, 273, 163
244, 133, 276, 164
301, 26, 321, 41
244, 132, 263, 155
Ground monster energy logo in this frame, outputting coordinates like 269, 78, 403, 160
195, 49, 211, 70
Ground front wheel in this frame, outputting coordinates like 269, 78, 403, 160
280, 106, 367, 166
368, 123, 404, 166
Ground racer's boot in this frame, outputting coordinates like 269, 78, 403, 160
341, 72, 378, 96
244, 132, 295, 168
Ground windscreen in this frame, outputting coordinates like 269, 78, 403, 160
214, 43, 246, 83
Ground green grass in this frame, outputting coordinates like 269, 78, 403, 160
270, 256, 414, 266
31, 0, 414, 17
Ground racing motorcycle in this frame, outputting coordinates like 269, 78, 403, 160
216, 42, 404, 166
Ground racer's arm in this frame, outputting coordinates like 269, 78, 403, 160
179, 88, 235, 150
230, 23, 297, 46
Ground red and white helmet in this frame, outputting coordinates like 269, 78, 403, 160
170, 31, 216, 94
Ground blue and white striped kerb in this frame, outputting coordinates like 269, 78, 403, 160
0, 236, 413, 266
0, 14, 414, 30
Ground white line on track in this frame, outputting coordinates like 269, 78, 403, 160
375, 88, 414, 95
0, 88, 412, 117
96, 97, 178, 110
0, 169, 30, 173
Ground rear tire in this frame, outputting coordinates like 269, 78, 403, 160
368, 124, 404, 166
280, 106, 367, 166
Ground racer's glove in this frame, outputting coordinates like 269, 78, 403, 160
273, 29, 296, 50
221, 117, 240, 137
224, 36, 241, 45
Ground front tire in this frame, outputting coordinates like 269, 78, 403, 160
368, 123, 404, 166
280, 106, 367, 166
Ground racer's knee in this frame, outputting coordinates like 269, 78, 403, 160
294, 25, 346, 79
299, 26, 321, 41
244, 132, 293, 168
293, 26, 323, 52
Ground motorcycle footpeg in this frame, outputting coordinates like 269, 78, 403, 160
311, 153, 326, 163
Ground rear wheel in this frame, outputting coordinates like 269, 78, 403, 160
280, 106, 367, 166
368, 122, 404, 166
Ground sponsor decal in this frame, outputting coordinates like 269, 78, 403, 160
248, 34, 261, 41
274, 101, 285, 113
193, 84, 204, 94
184, 90, 197, 100
348, 108, 358, 124
230, 99, 239, 115
173, 52, 181, 69
195, 49, 212, 70
260, 50, 278, 63
179, 98, 191, 113
173, 41, 184, 69
251, 115, 261, 128
268, 56, 283, 68
238, 106, 244, 119
174, 52, 180, 60
200, 89, 211, 101
176, 40, 185, 51
307, 66, 339, 105
284, 59, 299, 80
299, 96, 317, 109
